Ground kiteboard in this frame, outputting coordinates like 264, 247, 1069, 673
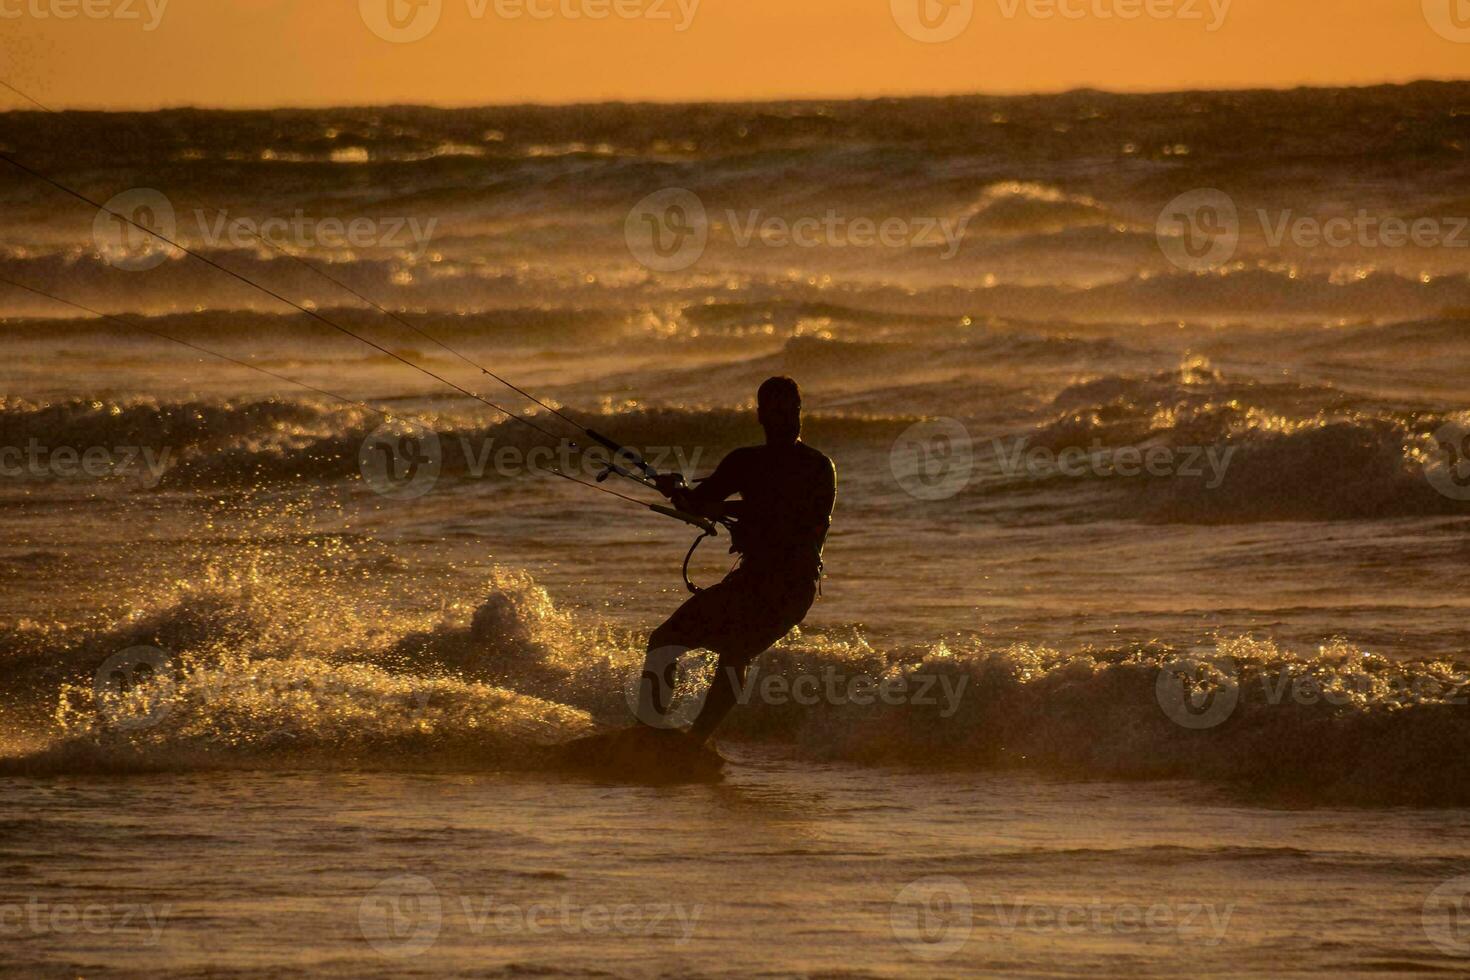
557, 726, 726, 783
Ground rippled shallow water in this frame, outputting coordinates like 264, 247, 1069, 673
5, 758, 1469, 978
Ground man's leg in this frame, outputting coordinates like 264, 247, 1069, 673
688, 652, 749, 744
635, 618, 691, 729
639, 631, 751, 743
686, 581, 814, 743
637, 574, 798, 740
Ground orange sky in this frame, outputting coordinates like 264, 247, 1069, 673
0, 0, 1466, 108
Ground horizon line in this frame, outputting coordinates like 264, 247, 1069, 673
2, 75, 1467, 115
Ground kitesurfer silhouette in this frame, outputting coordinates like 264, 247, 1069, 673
640, 376, 837, 744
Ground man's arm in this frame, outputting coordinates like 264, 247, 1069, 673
656, 451, 745, 520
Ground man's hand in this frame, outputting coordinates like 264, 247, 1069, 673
653, 473, 687, 499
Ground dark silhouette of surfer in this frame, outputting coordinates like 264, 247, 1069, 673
640, 376, 837, 744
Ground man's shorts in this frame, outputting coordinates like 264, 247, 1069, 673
654, 565, 817, 666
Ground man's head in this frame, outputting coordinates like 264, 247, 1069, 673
757, 376, 802, 444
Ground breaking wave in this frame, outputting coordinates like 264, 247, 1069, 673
2, 563, 1466, 805
991, 360, 1469, 522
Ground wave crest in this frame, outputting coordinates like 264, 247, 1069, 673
1015, 361, 1466, 521
4, 563, 1469, 805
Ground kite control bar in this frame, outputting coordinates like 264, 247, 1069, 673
649, 503, 719, 537
585, 428, 661, 487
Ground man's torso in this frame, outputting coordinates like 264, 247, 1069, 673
703, 442, 836, 579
